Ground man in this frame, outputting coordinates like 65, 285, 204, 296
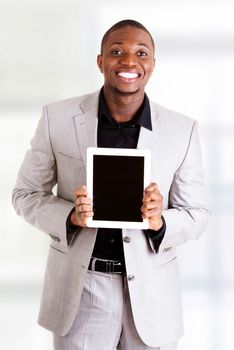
12, 20, 209, 350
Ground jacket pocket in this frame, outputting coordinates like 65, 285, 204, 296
157, 249, 177, 267
50, 243, 67, 254
160, 255, 177, 266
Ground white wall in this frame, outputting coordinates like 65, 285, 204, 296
1, 0, 234, 349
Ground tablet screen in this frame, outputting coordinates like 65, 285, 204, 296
93, 154, 144, 222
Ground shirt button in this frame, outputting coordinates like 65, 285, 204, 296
110, 238, 115, 243
127, 274, 135, 281
123, 236, 131, 243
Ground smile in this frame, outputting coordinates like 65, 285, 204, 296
117, 72, 140, 79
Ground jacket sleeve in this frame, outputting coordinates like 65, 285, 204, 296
12, 106, 74, 247
158, 121, 210, 253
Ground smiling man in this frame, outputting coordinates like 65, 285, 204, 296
12, 20, 209, 350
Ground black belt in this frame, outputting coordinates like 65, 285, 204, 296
88, 257, 125, 274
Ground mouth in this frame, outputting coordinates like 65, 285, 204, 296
118, 72, 139, 79
116, 71, 141, 82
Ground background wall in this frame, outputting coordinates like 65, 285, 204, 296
1, 0, 234, 349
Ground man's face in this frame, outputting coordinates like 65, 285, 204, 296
97, 26, 155, 97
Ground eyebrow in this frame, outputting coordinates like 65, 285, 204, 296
109, 41, 150, 49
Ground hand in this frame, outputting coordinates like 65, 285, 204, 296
141, 182, 163, 231
71, 185, 93, 227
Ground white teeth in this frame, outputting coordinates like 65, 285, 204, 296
118, 72, 138, 79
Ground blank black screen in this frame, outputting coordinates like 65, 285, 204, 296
93, 155, 144, 222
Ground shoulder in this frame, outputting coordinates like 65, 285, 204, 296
44, 90, 100, 119
149, 101, 199, 156
149, 100, 197, 140
150, 100, 196, 127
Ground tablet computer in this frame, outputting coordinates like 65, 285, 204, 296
86, 147, 151, 229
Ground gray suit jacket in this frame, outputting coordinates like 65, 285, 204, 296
12, 90, 209, 347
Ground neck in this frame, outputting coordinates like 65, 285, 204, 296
103, 86, 145, 123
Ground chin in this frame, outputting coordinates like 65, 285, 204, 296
114, 87, 140, 96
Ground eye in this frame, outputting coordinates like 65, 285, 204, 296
137, 51, 148, 57
111, 49, 123, 55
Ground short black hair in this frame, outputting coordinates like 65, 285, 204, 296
100, 19, 155, 54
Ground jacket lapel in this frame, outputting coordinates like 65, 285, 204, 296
73, 91, 99, 168
137, 100, 162, 151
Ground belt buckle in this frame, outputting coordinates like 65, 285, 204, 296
104, 260, 121, 274
105, 261, 114, 274
90, 257, 122, 274
112, 261, 121, 274
106, 261, 111, 274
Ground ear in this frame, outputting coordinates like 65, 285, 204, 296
97, 54, 103, 73
151, 57, 156, 75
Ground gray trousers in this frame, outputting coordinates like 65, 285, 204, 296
53, 270, 178, 350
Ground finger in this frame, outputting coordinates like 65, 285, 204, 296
76, 210, 94, 227
75, 196, 92, 206
74, 185, 88, 198
143, 191, 162, 203
141, 206, 162, 217
144, 182, 158, 192
142, 208, 162, 218
79, 211, 94, 218
141, 200, 160, 211
76, 204, 93, 213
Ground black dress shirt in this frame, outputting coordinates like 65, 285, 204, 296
67, 88, 166, 263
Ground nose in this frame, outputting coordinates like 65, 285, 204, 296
119, 52, 137, 67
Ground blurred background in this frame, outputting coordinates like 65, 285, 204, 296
0, 0, 234, 349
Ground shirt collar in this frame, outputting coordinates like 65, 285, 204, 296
98, 87, 152, 131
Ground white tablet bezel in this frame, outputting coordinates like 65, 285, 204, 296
86, 147, 151, 229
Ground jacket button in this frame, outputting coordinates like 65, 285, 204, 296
50, 234, 61, 242
163, 247, 172, 253
123, 236, 131, 243
127, 274, 135, 281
